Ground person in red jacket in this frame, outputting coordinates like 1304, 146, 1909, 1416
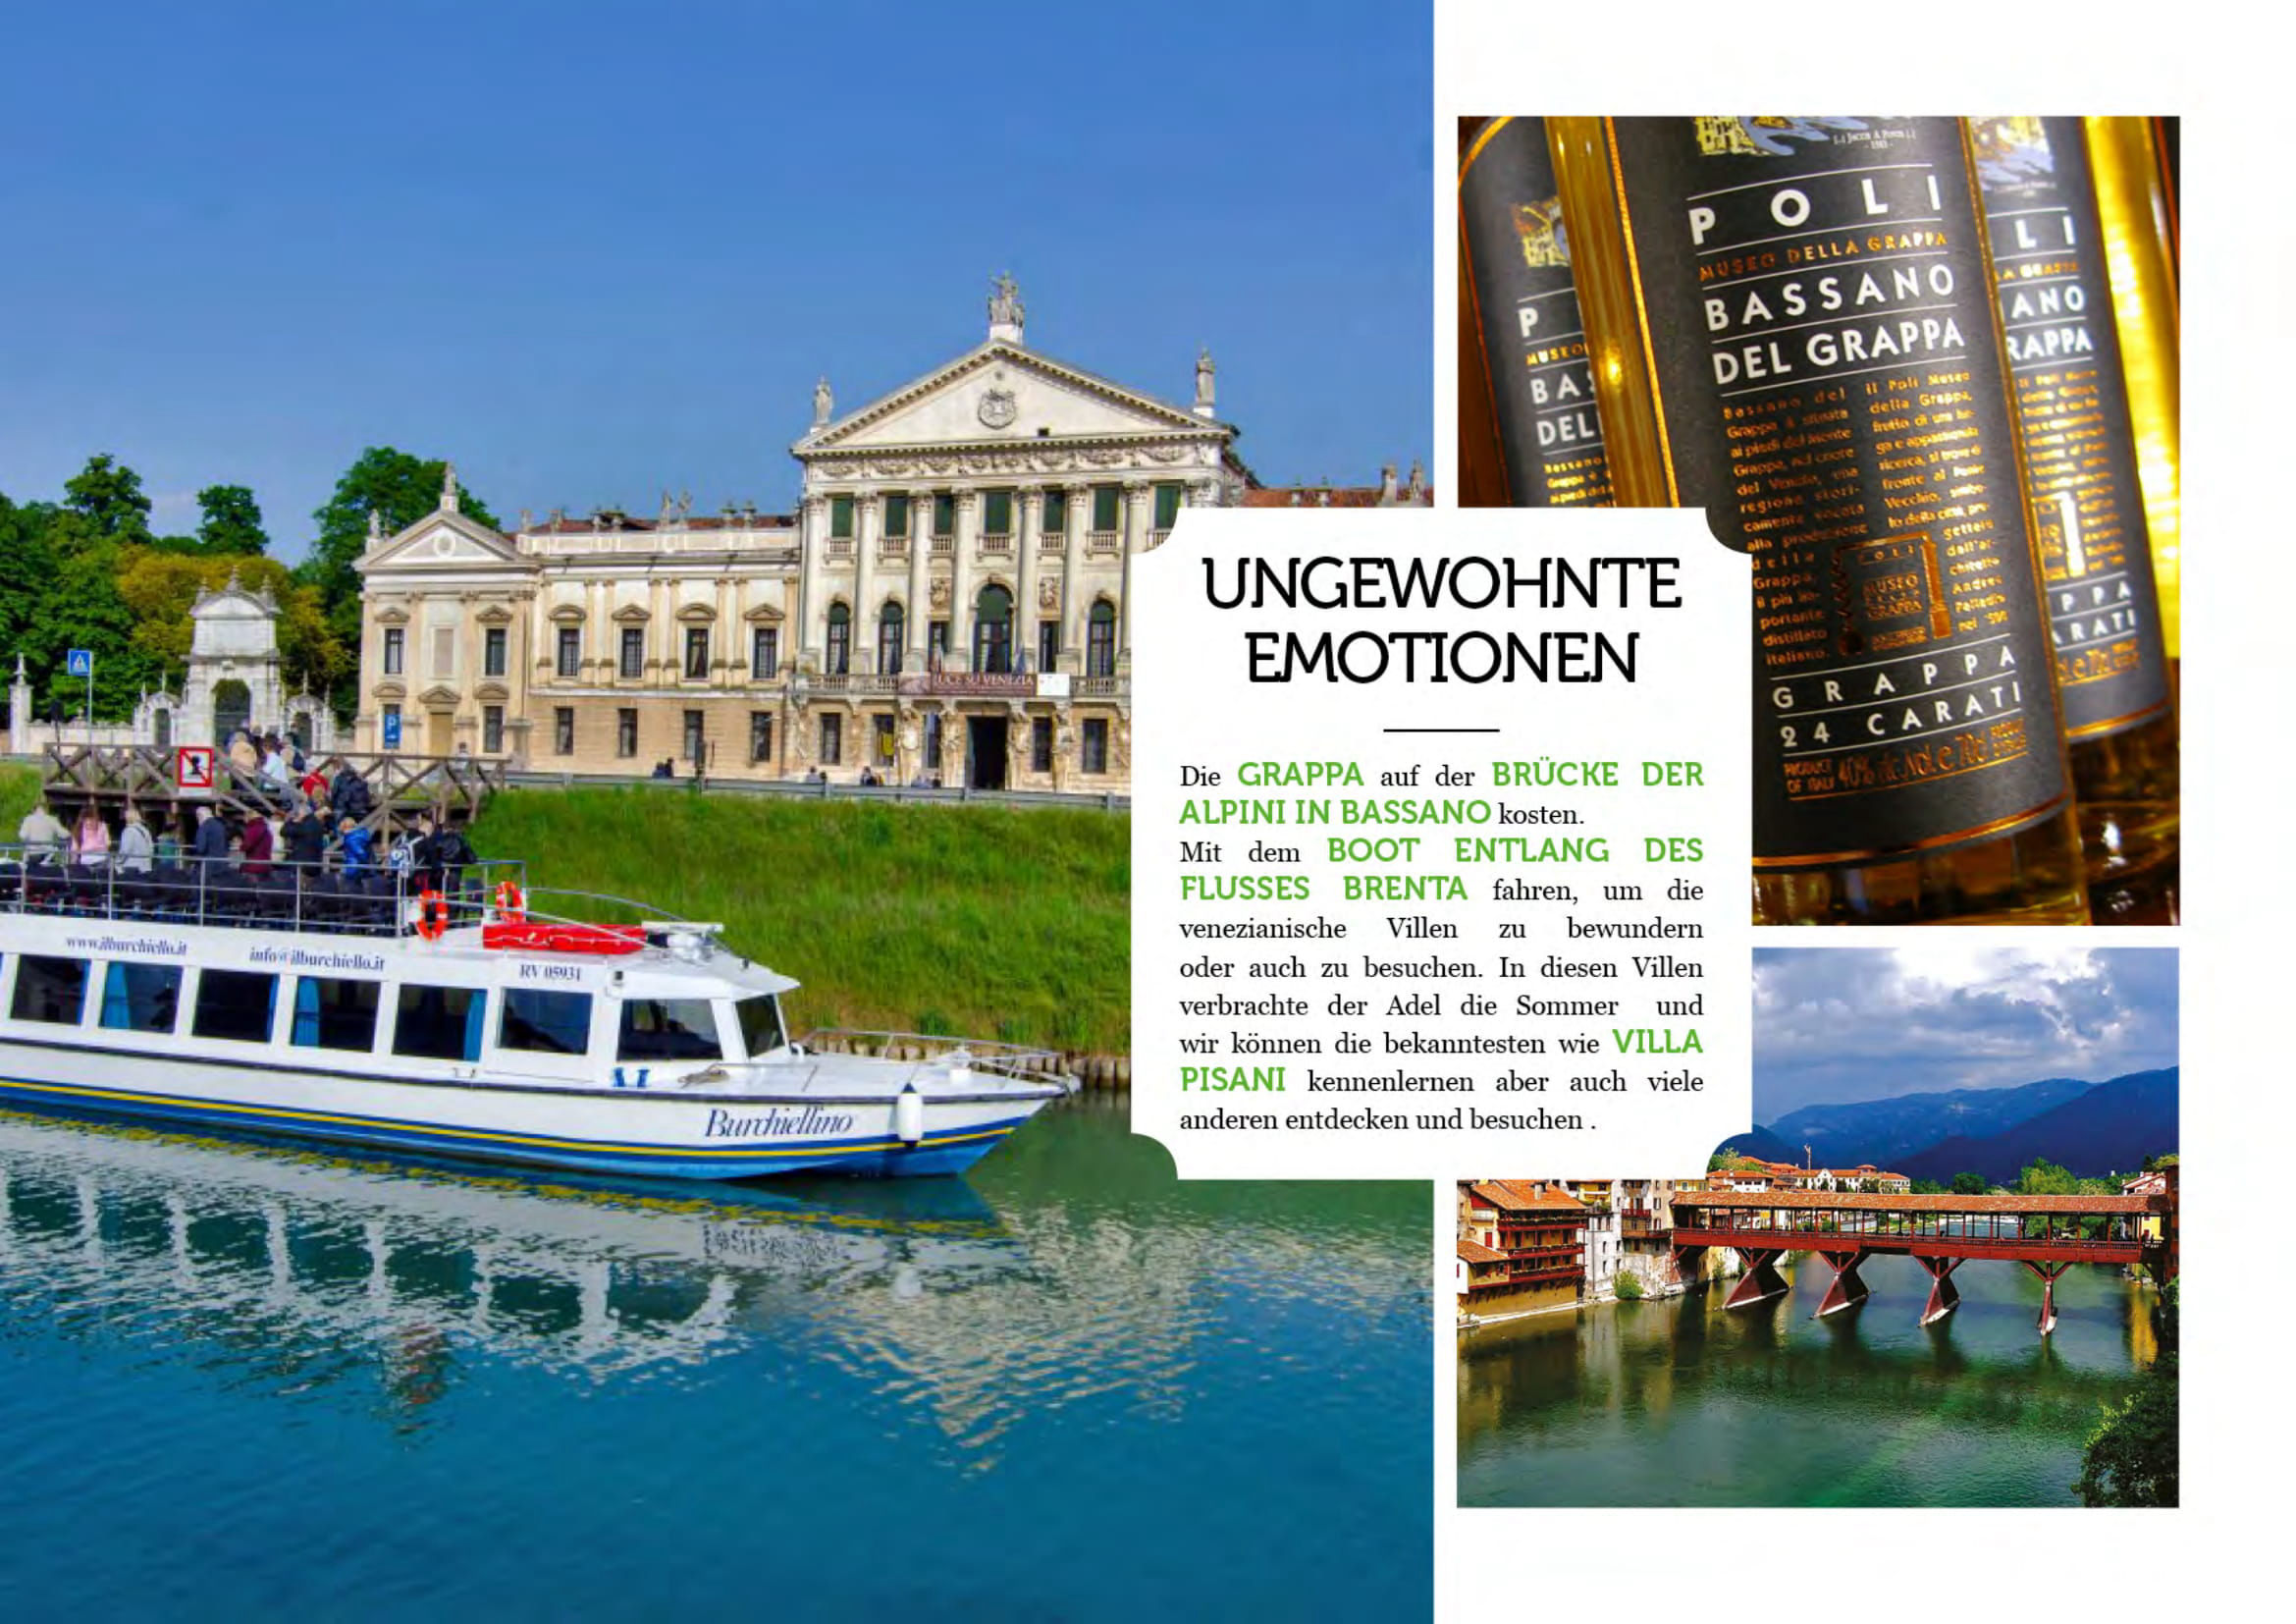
240, 811, 275, 879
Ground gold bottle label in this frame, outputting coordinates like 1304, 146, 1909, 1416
1604, 117, 2069, 867
1974, 117, 2172, 739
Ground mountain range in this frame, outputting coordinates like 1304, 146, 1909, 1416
1727, 1067, 2177, 1183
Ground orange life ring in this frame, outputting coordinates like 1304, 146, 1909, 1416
415, 889, 451, 942
493, 880, 525, 922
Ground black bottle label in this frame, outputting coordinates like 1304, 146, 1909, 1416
1606, 116, 2068, 866
1974, 116, 2173, 740
1461, 118, 1614, 507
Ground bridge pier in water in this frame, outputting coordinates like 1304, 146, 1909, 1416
1915, 1255, 1963, 1326
2021, 1260, 2073, 1335
1722, 1247, 1789, 1309
1812, 1248, 1871, 1319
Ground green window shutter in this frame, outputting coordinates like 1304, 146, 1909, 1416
984, 490, 1013, 534
1042, 490, 1067, 532
884, 494, 909, 537
934, 494, 956, 536
1153, 483, 1182, 528
829, 496, 854, 539
1092, 485, 1120, 530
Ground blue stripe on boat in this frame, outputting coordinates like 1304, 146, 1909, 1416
0, 1075, 1027, 1180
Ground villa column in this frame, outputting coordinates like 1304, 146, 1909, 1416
798, 495, 828, 668
853, 492, 879, 674
1119, 479, 1151, 659
907, 487, 933, 671
1060, 480, 1089, 671
950, 490, 980, 673
1017, 487, 1044, 673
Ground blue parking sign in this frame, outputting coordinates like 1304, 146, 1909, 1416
382, 709, 402, 749
66, 648, 92, 677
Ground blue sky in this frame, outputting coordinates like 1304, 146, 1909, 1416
1754, 947, 2178, 1114
0, 2, 1431, 555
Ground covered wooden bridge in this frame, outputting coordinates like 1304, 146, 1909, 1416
1671, 1188, 2176, 1334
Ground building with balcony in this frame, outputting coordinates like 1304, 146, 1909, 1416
1456, 1179, 1587, 1319
351, 277, 1427, 792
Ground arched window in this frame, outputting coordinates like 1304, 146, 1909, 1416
879, 601, 905, 677
152, 708, 172, 749
974, 583, 1013, 675
827, 602, 851, 676
1086, 599, 1117, 677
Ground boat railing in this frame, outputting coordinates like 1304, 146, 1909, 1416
797, 1028, 1079, 1089
0, 841, 528, 940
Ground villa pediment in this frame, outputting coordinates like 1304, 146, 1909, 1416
798, 343, 1226, 460
415, 683, 460, 707
611, 603, 653, 623
363, 510, 529, 574
743, 603, 785, 623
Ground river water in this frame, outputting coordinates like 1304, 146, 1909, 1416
0, 1098, 1430, 1620
1458, 1252, 2163, 1507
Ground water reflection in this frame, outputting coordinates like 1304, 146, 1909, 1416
1459, 1252, 2163, 1507
0, 1111, 1035, 1424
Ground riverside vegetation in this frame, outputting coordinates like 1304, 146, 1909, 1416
473, 787, 1128, 1056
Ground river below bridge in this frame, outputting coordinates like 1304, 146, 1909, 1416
1459, 1251, 2163, 1507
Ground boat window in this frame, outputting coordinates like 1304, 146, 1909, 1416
616, 998, 722, 1061
191, 969, 279, 1044
293, 977, 381, 1053
733, 995, 786, 1057
12, 956, 89, 1026
395, 984, 487, 1063
500, 988, 594, 1056
101, 962, 182, 1035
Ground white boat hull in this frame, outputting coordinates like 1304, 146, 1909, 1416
0, 1038, 1059, 1180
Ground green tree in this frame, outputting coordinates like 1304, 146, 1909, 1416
1707, 1146, 1765, 1172
194, 484, 269, 556
300, 448, 498, 710
2074, 1280, 2177, 1507
62, 454, 154, 545
117, 550, 346, 698
1909, 1177, 1947, 1195
30, 514, 160, 720
2017, 1158, 2080, 1196
1950, 1170, 1989, 1195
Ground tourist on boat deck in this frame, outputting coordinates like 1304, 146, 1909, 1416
18, 798, 67, 861
117, 805, 153, 874
336, 815, 375, 879
240, 810, 275, 879
332, 763, 372, 822
70, 804, 111, 867
228, 729, 260, 776
386, 831, 414, 880
190, 804, 232, 870
261, 735, 292, 793
282, 799, 327, 872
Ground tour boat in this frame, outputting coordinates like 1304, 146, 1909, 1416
0, 847, 1075, 1179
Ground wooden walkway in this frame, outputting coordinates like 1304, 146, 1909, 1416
40, 745, 505, 835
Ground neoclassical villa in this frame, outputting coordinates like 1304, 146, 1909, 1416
349, 279, 1425, 792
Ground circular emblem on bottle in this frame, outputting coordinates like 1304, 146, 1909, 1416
978, 387, 1018, 429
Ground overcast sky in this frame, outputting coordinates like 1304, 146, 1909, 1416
1753, 947, 2178, 1117
0, 2, 1429, 556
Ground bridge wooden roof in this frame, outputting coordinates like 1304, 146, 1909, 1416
1672, 1190, 2156, 1215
